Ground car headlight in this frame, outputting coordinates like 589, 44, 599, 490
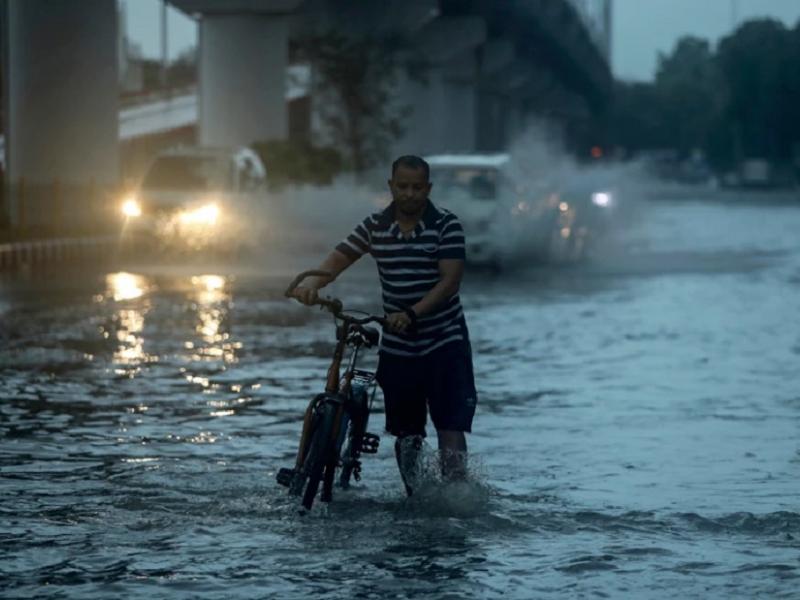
591, 192, 612, 207
178, 203, 220, 226
121, 196, 142, 218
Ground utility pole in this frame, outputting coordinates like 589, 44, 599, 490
160, 0, 168, 92
730, 0, 739, 31
1, 0, 8, 229
603, 0, 613, 63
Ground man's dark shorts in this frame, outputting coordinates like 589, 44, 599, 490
376, 340, 477, 437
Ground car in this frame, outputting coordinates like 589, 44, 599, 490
544, 184, 613, 263
425, 153, 620, 267
119, 146, 269, 253
425, 153, 557, 267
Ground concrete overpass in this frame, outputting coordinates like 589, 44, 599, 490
1, 0, 612, 231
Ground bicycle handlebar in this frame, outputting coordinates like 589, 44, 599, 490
284, 269, 330, 298
285, 270, 387, 328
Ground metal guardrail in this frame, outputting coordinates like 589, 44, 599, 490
0, 235, 120, 271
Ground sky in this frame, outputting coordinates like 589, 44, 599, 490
123, 0, 800, 81
612, 0, 800, 81
120, 0, 197, 62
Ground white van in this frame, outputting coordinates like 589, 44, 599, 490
425, 153, 559, 267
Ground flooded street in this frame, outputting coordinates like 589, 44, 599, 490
1, 193, 799, 598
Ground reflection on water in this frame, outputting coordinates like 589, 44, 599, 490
188, 274, 239, 363
191, 274, 225, 305
113, 308, 146, 366
106, 271, 148, 302
104, 272, 153, 376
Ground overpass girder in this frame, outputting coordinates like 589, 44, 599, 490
298, 0, 439, 37
442, 0, 612, 112
169, 0, 304, 15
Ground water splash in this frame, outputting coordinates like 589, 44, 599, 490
398, 438, 491, 518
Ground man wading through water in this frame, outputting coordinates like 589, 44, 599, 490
291, 155, 478, 495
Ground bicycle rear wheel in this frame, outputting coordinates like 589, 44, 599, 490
301, 401, 337, 510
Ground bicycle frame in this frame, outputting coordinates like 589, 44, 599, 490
280, 270, 383, 507
293, 317, 367, 472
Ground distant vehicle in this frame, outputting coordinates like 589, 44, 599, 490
119, 146, 269, 252
425, 153, 617, 266
740, 159, 771, 187
425, 153, 564, 266
549, 179, 618, 263
425, 154, 512, 266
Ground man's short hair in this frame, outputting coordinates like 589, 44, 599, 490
391, 155, 430, 181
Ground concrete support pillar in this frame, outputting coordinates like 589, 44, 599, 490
476, 38, 516, 152
6, 0, 119, 228
394, 63, 476, 156
392, 71, 447, 156
198, 15, 289, 146
506, 97, 526, 145
393, 16, 485, 157
476, 92, 503, 152
441, 53, 477, 152
476, 40, 515, 152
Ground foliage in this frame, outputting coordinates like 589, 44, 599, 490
251, 139, 343, 189
654, 37, 723, 158
611, 19, 800, 172
609, 81, 670, 153
297, 31, 419, 174
717, 20, 800, 162
136, 47, 197, 92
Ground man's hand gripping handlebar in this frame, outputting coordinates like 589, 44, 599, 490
285, 270, 389, 336
286, 270, 417, 335
285, 270, 342, 313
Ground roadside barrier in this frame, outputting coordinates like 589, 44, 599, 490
0, 236, 119, 271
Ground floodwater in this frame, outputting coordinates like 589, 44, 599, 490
1, 192, 799, 598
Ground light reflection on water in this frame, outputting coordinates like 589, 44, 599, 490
0, 198, 799, 598
107, 271, 148, 302
105, 272, 153, 375
189, 274, 239, 363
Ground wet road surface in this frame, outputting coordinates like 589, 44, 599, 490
1, 193, 799, 598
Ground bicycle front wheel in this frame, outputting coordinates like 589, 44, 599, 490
338, 428, 355, 490
301, 401, 337, 510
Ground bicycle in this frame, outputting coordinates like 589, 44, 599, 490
276, 270, 386, 511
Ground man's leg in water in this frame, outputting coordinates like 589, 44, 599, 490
394, 434, 423, 496
437, 429, 467, 480
425, 337, 476, 483
376, 353, 426, 497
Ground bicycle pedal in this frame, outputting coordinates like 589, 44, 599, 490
361, 433, 380, 454
276, 467, 295, 487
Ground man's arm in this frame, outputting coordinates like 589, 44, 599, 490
292, 249, 356, 305
385, 258, 464, 332
412, 258, 464, 317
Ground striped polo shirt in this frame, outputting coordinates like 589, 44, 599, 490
335, 200, 468, 357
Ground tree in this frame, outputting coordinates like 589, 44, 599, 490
298, 32, 420, 174
609, 81, 671, 153
654, 36, 724, 158
716, 19, 793, 162
609, 21, 800, 176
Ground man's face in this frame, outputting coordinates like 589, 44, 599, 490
388, 165, 431, 217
